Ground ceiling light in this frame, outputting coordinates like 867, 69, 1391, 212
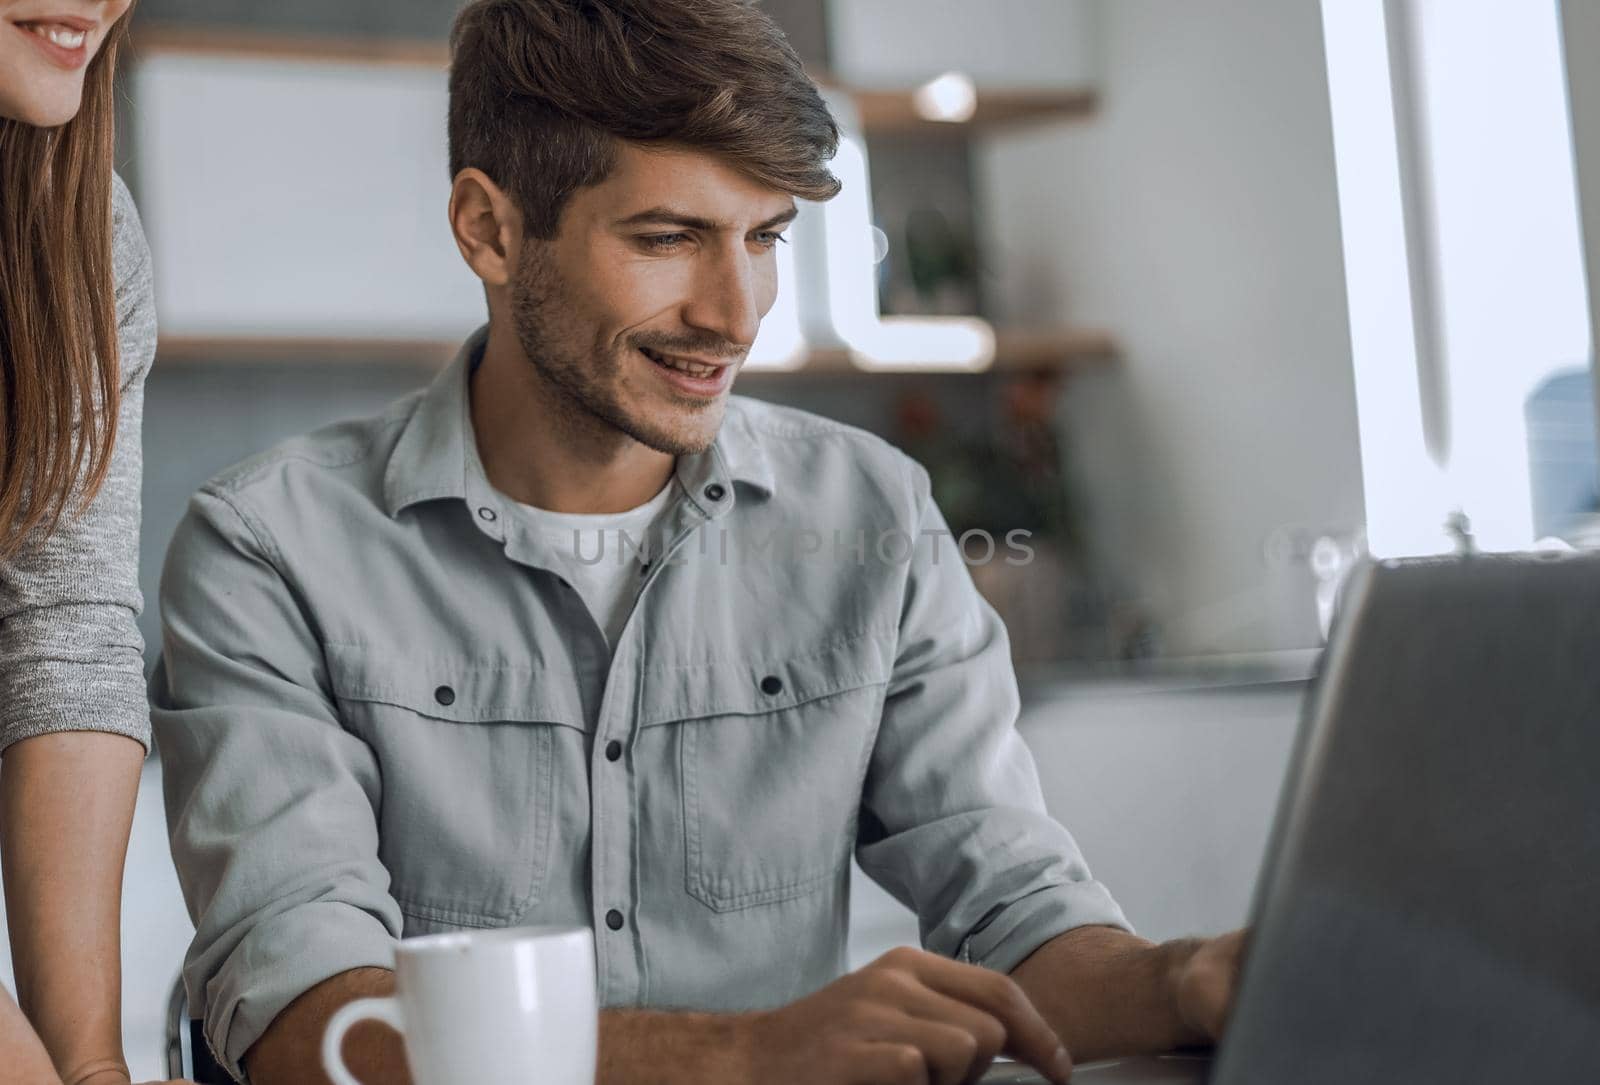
912, 71, 977, 123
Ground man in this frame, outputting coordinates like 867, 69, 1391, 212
152, 2, 1243, 1082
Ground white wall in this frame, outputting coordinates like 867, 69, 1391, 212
1019, 681, 1300, 940
975, 0, 1366, 654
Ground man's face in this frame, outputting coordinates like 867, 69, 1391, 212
510, 142, 797, 457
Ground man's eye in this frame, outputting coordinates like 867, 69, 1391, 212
754, 231, 790, 249
640, 233, 687, 250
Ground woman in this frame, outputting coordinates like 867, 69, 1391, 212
1, 3, 183, 1083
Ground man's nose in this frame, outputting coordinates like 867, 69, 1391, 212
683, 249, 763, 348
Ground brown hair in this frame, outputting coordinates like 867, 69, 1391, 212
0, 12, 134, 558
448, 0, 841, 239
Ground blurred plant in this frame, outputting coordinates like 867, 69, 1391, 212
894, 375, 1083, 555
902, 206, 979, 315
892, 378, 1151, 661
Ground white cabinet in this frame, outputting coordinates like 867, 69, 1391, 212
825, 0, 1098, 90
134, 52, 482, 345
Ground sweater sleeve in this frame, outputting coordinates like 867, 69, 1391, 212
0, 173, 157, 753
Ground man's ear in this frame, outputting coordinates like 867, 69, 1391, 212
449, 168, 524, 287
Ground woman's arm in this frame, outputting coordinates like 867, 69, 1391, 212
0, 174, 158, 1084
1, 731, 144, 1085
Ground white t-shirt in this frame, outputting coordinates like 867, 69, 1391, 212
510, 480, 679, 649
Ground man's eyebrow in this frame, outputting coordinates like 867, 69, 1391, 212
614, 205, 800, 232
757, 206, 801, 231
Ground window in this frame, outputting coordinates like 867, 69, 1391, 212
1320, 0, 1592, 556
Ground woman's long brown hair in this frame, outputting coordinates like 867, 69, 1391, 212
0, 11, 135, 558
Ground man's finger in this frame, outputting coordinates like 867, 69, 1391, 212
872, 1014, 991, 1085
851, 1041, 932, 1085
891, 983, 1008, 1067
898, 954, 1072, 1084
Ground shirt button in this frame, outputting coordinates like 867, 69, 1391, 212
703, 483, 726, 502
605, 740, 622, 762
477, 506, 498, 522
760, 674, 784, 696
605, 909, 624, 931
434, 685, 456, 706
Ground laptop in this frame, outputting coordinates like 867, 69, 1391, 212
983, 551, 1600, 1084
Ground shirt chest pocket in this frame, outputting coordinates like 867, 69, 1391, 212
325, 644, 585, 929
640, 632, 893, 913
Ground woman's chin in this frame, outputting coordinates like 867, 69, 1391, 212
0, 84, 85, 129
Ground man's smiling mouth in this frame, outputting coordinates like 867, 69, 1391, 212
638, 346, 724, 379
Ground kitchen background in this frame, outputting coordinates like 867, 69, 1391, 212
4, 0, 1600, 1078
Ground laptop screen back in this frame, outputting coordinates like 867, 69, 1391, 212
1213, 553, 1600, 1084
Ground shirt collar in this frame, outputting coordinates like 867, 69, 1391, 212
382, 325, 778, 524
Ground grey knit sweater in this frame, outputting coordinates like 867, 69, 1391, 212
0, 174, 156, 753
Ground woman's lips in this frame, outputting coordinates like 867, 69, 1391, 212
12, 19, 94, 71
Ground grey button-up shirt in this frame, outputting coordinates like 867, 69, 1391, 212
151, 328, 1128, 1081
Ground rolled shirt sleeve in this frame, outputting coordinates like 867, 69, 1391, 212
150, 489, 402, 1080
855, 467, 1131, 975
0, 173, 156, 754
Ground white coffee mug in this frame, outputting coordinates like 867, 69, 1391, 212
321, 925, 597, 1085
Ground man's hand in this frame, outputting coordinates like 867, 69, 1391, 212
69, 1071, 194, 1085
1170, 929, 1248, 1042
740, 946, 1075, 1085
253, 951, 1078, 1085
1009, 924, 1249, 1062
246, 967, 404, 1085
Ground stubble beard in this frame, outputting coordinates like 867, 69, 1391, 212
510, 245, 724, 457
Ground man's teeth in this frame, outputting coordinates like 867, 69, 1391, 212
26, 23, 88, 48
644, 349, 718, 378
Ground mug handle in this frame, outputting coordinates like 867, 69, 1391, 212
321, 996, 405, 1085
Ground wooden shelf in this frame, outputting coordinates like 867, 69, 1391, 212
156, 328, 1115, 377
993, 327, 1117, 372
129, 24, 451, 67
741, 328, 1115, 378
130, 26, 1095, 136
838, 85, 1097, 136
